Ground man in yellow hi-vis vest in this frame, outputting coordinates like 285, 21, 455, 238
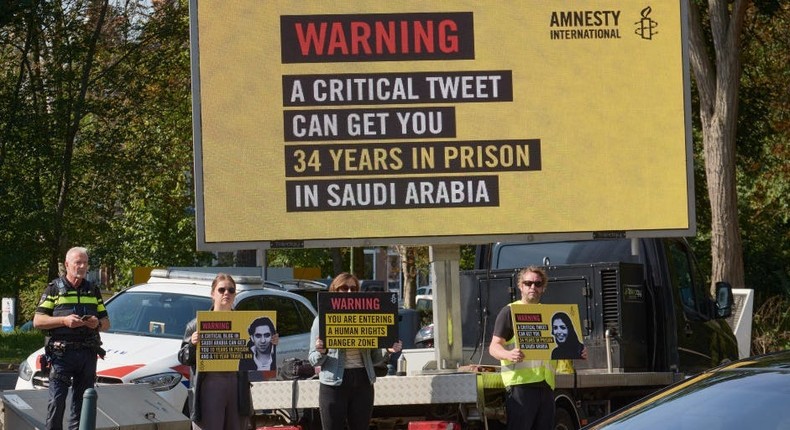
489, 266, 586, 430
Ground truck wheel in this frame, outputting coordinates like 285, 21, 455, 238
554, 407, 576, 430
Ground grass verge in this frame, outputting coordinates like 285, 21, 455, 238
0, 330, 45, 365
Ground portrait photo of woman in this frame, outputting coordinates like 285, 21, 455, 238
550, 311, 585, 359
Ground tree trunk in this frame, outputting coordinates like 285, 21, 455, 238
688, 0, 748, 291
701, 117, 745, 289
351, 247, 366, 278
331, 248, 344, 275
398, 245, 417, 309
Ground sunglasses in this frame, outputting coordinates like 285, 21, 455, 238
337, 284, 357, 292
217, 287, 236, 294
521, 280, 544, 288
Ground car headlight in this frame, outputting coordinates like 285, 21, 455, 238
130, 372, 182, 392
18, 359, 33, 381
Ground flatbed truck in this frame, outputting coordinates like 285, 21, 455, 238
251, 237, 739, 429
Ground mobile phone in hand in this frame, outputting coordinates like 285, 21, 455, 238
81, 315, 92, 321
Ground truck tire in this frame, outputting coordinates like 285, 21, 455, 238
554, 407, 576, 430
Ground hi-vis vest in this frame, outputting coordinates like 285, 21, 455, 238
499, 302, 573, 390
38, 277, 104, 340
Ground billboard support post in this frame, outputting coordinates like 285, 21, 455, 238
430, 244, 463, 370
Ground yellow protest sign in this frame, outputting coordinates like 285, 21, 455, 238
318, 292, 399, 349
510, 304, 584, 360
197, 311, 277, 379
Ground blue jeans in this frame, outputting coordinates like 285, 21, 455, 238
47, 347, 97, 430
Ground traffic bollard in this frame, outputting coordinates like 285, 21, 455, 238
78, 387, 97, 430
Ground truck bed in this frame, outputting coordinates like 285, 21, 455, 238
251, 372, 489, 410
250, 369, 681, 411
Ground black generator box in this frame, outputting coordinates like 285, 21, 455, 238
543, 262, 648, 372
460, 262, 649, 372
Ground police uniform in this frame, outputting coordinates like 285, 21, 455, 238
36, 276, 108, 430
492, 301, 573, 430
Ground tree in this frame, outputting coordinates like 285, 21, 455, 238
688, 0, 787, 295
0, 0, 113, 291
397, 245, 417, 308
266, 247, 340, 278
735, 1, 790, 303
688, 0, 749, 291
0, 0, 209, 298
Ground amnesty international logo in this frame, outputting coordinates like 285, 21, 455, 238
635, 6, 659, 40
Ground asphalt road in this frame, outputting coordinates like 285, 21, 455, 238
1, 371, 18, 391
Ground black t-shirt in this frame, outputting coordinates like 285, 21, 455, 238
492, 304, 515, 341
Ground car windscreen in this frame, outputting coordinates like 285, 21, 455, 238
494, 239, 640, 269
105, 291, 212, 339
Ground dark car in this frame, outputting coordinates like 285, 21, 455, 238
583, 350, 790, 430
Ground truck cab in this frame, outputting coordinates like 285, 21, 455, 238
463, 237, 738, 376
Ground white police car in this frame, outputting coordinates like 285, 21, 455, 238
16, 270, 317, 414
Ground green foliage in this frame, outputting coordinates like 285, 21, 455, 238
0, 0, 210, 300
267, 248, 340, 278
752, 295, 790, 354
17, 278, 49, 323
735, 2, 790, 302
460, 245, 475, 270
0, 330, 45, 365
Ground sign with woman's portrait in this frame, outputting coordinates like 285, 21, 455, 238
509, 304, 584, 360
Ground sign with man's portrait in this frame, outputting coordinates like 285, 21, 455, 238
197, 310, 277, 380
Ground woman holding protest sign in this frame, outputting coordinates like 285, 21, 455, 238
308, 272, 403, 430
178, 273, 253, 430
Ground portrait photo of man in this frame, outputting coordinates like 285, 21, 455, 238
238, 316, 279, 374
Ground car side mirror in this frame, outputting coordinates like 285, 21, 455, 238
715, 281, 733, 318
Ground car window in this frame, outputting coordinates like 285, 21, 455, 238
416, 298, 433, 312
296, 299, 316, 328
666, 239, 707, 320
290, 290, 320, 310
106, 292, 212, 339
262, 296, 312, 337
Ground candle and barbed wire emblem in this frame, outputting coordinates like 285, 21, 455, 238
635, 6, 659, 40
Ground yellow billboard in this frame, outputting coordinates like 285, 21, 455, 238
190, 1, 693, 249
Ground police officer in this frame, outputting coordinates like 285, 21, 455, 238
33, 247, 110, 430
